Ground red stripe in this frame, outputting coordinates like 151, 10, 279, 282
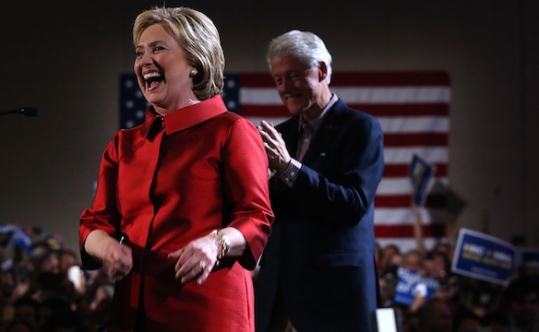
350, 104, 449, 117
383, 164, 447, 178
374, 225, 446, 238
331, 71, 451, 87
384, 133, 447, 147
239, 73, 275, 87
375, 194, 447, 208
241, 105, 290, 117
239, 71, 451, 87
241, 104, 448, 118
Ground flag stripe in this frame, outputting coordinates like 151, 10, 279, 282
330, 71, 451, 86
375, 194, 447, 208
240, 87, 450, 105
240, 106, 290, 118
378, 117, 449, 133
374, 208, 446, 224
384, 133, 447, 147
241, 104, 449, 117
239, 71, 450, 87
332, 87, 451, 104
377, 178, 447, 195
374, 225, 446, 237
384, 164, 447, 178
377, 238, 441, 254
383, 147, 448, 164
351, 104, 449, 117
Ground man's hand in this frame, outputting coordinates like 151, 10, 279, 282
257, 120, 291, 173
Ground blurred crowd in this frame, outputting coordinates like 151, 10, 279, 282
0, 225, 113, 332
376, 206, 539, 332
0, 218, 537, 332
376, 241, 539, 332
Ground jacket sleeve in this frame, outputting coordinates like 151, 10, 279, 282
79, 133, 121, 270
221, 117, 274, 270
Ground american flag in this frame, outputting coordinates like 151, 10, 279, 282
120, 71, 451, 253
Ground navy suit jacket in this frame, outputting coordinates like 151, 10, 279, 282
255, 98, 385, 332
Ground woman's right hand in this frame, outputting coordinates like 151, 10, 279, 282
85, 230, 133, 280
101, 241, 133, 280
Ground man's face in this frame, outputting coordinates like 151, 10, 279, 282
269, 55, 324, 118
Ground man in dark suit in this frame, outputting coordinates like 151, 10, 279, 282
255, 30, 385, 332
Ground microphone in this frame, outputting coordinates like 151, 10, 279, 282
0, 107, 41, 117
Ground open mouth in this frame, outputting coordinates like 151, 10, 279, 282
143, 71, 164, 90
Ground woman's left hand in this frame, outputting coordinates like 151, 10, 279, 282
168, 234, 219, 285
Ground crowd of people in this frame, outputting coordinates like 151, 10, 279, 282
0, 226, 114, 331
374, 207, 539, 332
0, 220, 537, 332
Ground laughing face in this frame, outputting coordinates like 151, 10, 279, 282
134, 23, 198, 115
270, 55, 327, 121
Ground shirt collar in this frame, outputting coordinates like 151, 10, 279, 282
298, 94, 338, 131
140, 95, 228, 138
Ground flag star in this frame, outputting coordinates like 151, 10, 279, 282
227, 79, 236, 89
126, 100, 134, 109
125, 79, 134, 88
227, 100, 237, 109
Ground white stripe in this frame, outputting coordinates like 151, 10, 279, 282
240, 87, 451, 105
246, 116, 450, 134
334, 87, 451, 104
374, 208, 446, 224
376, 238, 442, 253
378, 116, 449, 133
240, 89, 280, 104
384, 147, 448, 164
376, 177, 448, 195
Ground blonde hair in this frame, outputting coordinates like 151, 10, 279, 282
133, 7, 224, 100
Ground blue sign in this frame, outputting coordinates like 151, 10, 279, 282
520, 248, 539, 277
393, 267, 440, 306
410, 154, 436, 206
451, 228, 517, 286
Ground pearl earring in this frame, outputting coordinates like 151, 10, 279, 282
190, 69, 198, 77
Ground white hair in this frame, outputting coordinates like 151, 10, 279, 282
266, 30, 332, 84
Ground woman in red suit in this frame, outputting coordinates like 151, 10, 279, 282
78, 7, 274, 332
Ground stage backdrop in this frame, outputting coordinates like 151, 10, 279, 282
119, 71, 451, 253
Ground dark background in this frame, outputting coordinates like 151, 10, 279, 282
0, 0, 537, 254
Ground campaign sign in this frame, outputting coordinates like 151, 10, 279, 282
451, 228, 517, 286
409, 154, 436, 206
0, 224, 16, 247
392, 267, 440, 306
520, 248, 539, 277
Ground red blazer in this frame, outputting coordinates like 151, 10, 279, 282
79, 95, 274, 332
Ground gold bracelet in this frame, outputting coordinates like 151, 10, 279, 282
211, 229, 230, 262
